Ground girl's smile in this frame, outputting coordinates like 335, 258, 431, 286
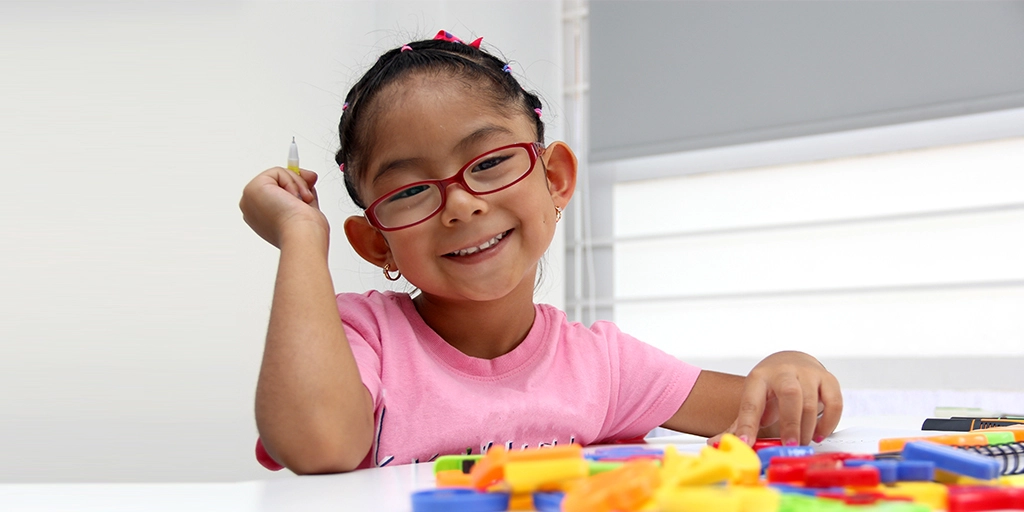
443, 228, 513, 258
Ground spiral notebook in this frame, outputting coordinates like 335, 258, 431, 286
954, 441, 1024, 476
874, 441, 1024, 476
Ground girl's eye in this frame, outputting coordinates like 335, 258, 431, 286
388, 184, 431, 201
471, 156, 511, 173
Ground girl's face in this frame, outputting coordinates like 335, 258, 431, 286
353, 74, 570, 303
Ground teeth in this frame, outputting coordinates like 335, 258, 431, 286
450, 231, 506, 256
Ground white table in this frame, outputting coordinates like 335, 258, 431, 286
0, 416, 930, 512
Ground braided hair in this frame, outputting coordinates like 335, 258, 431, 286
334, 37, 545, 209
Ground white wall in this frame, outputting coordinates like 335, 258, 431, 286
0, 1, 564, 483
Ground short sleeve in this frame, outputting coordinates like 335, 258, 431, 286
594, 322, 702, 441
336, 292, 384, 410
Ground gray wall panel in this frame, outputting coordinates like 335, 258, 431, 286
591, 1, 1024, 162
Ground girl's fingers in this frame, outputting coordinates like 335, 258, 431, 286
812, 378, 844, 443
772, 373, 805, 446
731, 353, 842, 446
799, 378, 820, 446
732, 377, 769, 445
760, 397, 780, 428
240, 167, 329, 248
296, 169, 318, 203
272, 167, 304, 199
303, 171, 321, 206
274, 167, 316, 202
300, 169, 319, 188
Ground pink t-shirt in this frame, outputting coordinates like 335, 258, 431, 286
339, 291, 701, 469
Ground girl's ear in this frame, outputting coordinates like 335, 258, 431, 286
344, 215, 391, 268
542, 141, 578, 209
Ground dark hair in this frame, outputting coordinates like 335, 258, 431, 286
334, 37, 545, 209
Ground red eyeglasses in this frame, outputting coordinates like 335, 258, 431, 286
366, 142, 544, 231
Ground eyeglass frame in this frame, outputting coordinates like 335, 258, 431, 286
364, 141, 545, 231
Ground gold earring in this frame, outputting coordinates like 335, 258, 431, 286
554, 205, 563, 223
383, 263, 402, 281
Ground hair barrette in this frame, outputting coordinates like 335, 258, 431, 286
433, 30, 482, 49
502, 64, 512, 73
400, 45, 413, 52
339, 163, 345, 173
341, 102, 349, 111
534, 108, 543, 118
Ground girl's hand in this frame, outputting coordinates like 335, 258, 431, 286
239, 167, 327, 248
710, 351, 843, 447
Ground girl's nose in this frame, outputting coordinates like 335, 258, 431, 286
439, 182, 488, 225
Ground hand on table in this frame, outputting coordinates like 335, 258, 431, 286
709, 351, 843, 447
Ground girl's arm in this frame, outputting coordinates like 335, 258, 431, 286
241, 167, 374, 473
660, 351, 843, 446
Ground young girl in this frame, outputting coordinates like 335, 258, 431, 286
239, 31, 843, 474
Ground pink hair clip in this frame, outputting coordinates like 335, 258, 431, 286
434, 30, 461, 43
341, 102, 349, 111
534, 108, 543, 118
502, 64, 512, 73
400, 45, 413, 52
339, 163, 345, 173
433, 30, 482, 49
